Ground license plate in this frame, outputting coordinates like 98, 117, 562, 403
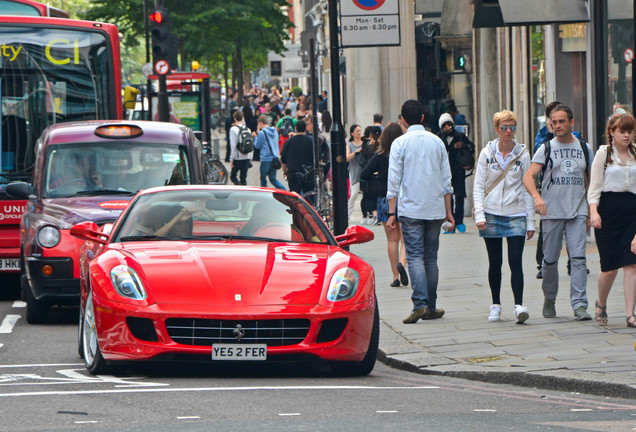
211, 344, 267, 361
0, 259, 20, 271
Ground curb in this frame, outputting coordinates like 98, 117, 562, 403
377, 322, 636, 400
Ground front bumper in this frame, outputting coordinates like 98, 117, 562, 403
26, 257, 79, 303
92, 296, 376, 363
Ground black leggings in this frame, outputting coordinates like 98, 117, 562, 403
483, 236, 525, 305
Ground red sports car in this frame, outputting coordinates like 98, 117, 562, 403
71, 185, 377, 375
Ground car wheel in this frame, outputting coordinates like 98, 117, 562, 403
82, 289, 111, 375
330, 302, 379, 376
24, 276, 49, 324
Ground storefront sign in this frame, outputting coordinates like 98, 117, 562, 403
339, 0, 400, 48
559, 23, 586, 52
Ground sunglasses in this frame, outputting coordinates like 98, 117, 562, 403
500, 125, 517, 132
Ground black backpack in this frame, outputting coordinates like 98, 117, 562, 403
539, 139, 590, 191
237, 126, 254, 154
280, 117, 294, 138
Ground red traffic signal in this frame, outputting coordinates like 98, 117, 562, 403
149, 10, 164, 24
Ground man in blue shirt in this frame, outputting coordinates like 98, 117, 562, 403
387, 100, 455, 324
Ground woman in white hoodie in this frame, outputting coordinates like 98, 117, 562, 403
473, 110, 535, 324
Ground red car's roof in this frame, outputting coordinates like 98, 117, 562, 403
44, 120, 191, 145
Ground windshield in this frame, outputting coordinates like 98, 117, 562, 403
43, 142, 192, 198
0, 25, 116, 183
113, 189, 332, 245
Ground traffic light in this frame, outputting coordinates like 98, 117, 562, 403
150, 8, 178, 70
455, 54, 467, 71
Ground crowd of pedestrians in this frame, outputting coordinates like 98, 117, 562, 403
221, 85, 635, 328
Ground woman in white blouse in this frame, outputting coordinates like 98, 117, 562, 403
588, 112, 636, 327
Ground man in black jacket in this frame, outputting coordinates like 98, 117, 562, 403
280, 120, 314, 195
437, 112, 475, 233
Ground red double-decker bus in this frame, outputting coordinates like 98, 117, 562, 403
0, 0, 69, 17
0, 13, 122, 284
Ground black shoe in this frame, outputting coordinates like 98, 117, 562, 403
536, 268, 543, 279
397, 263, 409, 286
390, 279, 400, 287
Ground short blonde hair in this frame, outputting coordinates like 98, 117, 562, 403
493, 110, 517, 130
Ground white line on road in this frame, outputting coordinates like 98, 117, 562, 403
177, 416, 201, 420
570, 409, 593, 412
12, 301, 26, 308
0, 385, 440, 398
0, 364, 84, 369
74, 421, 99, 424
473, 409, 497, 412
376, 410, 398, 413
0, 315, 20, 334
278, 413, 301, 416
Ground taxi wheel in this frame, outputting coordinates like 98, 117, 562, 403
24, 278, 49, 324
330, 302, 379, 377
82, 289, 111, 375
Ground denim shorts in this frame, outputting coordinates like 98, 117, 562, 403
479, 213, 527, 238
376, 197, 398, 223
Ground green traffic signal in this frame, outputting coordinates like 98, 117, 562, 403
455, 55, 466, 70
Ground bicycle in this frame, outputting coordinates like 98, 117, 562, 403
202, 141, 228, 185
300, 163, 333, 230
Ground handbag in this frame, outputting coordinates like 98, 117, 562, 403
264, 133, 282, 170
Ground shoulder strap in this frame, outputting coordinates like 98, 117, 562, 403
263, 132, 276, 155
485, 149, 526, 196
541, 141, 552, 175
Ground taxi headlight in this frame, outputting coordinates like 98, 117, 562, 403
110, 265, 146, 300
327, 268, 359, 302
37, 226, 60, 248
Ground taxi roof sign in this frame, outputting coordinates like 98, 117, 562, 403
94, 125, 143, 139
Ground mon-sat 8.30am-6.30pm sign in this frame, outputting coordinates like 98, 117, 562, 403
340, 0, 400, 48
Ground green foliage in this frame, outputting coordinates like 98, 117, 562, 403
291, 86, 303, 97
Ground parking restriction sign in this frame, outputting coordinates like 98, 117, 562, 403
340, 0, 400, 48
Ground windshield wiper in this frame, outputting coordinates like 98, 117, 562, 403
74, 189, 136, 196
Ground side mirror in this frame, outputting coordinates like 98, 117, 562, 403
5, 182, 34, 199
70, 221, 109, 245
335, 225, 374, 247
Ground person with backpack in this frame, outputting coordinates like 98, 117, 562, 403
523, 104, 594, 321
588, 112, 636, 326
229, 110, 253, 185
533, 101, 584, 279
473, 110, 534, 324
437, 112, 475, 233
276, 108, 297, 151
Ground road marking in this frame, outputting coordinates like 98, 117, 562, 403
74, 421, 99, 424
0, 385, 440, 398
571, 409, 593, 412
177, 416, 201, 420
376, 410, 398, 413
0, 315, 20, 334
473, 409, 497, 412
12, 301, 26, 308
0, 363, 83, 369
278, 413, 301, 416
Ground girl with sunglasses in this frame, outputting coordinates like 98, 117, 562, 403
473, 110, 535, 323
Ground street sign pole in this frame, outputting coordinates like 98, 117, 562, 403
328, 0, 348, 236
158, 74, 169, 122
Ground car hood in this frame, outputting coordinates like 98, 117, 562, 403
39, 197, 131, 228
120, 242, 345, 306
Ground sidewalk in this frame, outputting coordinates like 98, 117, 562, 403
350, 217, 636, 399
219, 156, 636, 399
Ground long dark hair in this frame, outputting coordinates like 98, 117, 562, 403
349, 124, 360, 142
378, 122, 404, 156
321, 110, 332, 133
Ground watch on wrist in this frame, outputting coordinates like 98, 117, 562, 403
387, 212, 395, 217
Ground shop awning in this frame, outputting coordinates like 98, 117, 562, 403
473, 0, 590, 28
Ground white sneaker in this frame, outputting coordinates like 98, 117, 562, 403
488, 304, 501, 322
514, 305, 529, 324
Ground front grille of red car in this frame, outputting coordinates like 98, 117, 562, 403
164, 318, 311, 347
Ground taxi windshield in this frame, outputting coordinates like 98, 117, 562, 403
113, 189, 332, 245
43, 142, 191, 198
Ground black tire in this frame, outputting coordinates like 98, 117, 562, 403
82, 289, 111, 375
24, 275, 49, 324
77, 299, 84, 359
330, 302, 379, 376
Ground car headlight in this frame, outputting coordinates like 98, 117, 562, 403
37, 226, 60, 248
327, 268, 359, 302
110, 265, 146, 300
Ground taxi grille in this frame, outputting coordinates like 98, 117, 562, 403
165, 318, 311, 347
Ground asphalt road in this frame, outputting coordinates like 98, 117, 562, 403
1, 294, 635, 432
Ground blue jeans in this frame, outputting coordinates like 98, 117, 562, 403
260, 161, 286, 190
400, 217, 444, 311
